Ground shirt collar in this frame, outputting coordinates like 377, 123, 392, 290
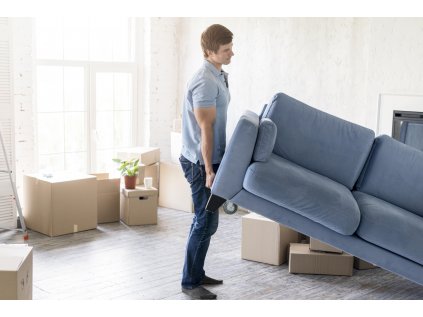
203, 59, 227, 77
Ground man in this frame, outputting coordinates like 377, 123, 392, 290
179, 24, 234, 300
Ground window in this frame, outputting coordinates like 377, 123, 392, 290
35, 18, 137, 173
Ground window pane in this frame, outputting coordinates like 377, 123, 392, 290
39, 154, 64, 172
37, 113, 64, 155
64, 67, 85, 111
89, 18, 114, 62
35, 17, 63, 60
114, 73, 132, 110
112, 18, 133, 62
114, 111, 132, 148
63, 17, 89, 61
36, 17, 134, 62
96, 149, 115, 173
65, 112, 86, 152
96, 73, 113, 111
37, 66, 63, 112
96, 111, 113, 150
65, 152, 87, 173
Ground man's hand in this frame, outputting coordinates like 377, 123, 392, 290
205, 171, 216, 188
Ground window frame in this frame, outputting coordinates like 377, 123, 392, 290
34, 18, 138, 173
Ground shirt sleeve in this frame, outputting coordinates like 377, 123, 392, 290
191, 77, 218, 108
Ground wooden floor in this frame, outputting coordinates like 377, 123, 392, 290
1, 207, 423, 300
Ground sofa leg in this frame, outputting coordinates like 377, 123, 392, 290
206, 194, 226, 212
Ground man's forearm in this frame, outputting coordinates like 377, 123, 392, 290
201, 125, 214, 173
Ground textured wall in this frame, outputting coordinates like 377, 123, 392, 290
9, 18, 423, 176
176, 17, 423, 142
142, 17, 181, 161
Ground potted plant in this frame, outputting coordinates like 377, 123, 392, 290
112, 158, 140, 189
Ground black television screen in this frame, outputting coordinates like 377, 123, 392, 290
392, 110, 423, 151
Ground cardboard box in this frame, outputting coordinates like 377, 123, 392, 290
159, 161, 193, 213
143, 162, 160, 190
309, 238, 343, 253
289, 243, 353, 276
23, 173, 97, 237
242, 212, 300, 265
91, 173, 120, 223
354, 257, 377, 270
135, 164, 146, 186
0, 244, 33, 300
173, 118, 182, 133
117, 147, 160, 166
170, 131, 182, 164
120, 186, 158, 225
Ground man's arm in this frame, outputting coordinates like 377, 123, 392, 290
194, 106, 216, 188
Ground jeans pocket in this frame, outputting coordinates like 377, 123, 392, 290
179, 157, 193, 184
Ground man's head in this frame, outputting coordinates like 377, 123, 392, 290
201, 24, 234, 65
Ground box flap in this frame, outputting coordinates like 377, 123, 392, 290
243, 212, 276, 223
90, 173, 109, 180
27, 172, 96, 183
121, 186, 158, 197
0, 244, 32, 271
0, 256, 24, 271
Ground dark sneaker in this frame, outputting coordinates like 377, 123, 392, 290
201, 275, 223, 285
181, 286, 217, 300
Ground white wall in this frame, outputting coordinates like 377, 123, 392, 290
142, 17, 181, 161
175, 17, 423, 142
9, 18, 423, 175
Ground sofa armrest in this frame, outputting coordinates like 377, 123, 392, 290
211, 110, 260, 200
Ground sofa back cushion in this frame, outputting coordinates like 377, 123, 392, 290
262, 93, 375, 189
356, 135, 423, 217
253, 118, 277, 162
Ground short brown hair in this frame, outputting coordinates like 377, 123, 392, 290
201, 24, 233, 58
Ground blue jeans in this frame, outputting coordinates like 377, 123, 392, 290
179, 155, 220, 289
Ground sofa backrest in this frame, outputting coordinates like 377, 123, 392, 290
356, 135, 423, 217
262, 93, 375, 190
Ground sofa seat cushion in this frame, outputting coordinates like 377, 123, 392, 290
243, 154, 361, 235
354, 191, 423, 266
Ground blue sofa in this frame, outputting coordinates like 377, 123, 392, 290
206, 92, 423, 286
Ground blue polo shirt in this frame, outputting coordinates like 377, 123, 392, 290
181, 60, 230, 165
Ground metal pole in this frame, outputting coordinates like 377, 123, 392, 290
0, 129, 27, 232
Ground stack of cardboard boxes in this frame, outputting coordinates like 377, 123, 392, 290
159, 118, 193, 213
242, 212, 377, 276
289, 239, 353, 276
22, 147, 161, 234
116, 147, 160, 225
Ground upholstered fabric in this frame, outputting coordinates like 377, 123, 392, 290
229, 189, 423, 286
354, 191, 423, 266
243, 154, 361, 235
356, 135, 423, 217
263, 93, 375, 190
211, 110, 259, 199
209, 92, 423, 286
253, 119, 277, 162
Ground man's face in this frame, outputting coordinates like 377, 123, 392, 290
208, 42, 234, 65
